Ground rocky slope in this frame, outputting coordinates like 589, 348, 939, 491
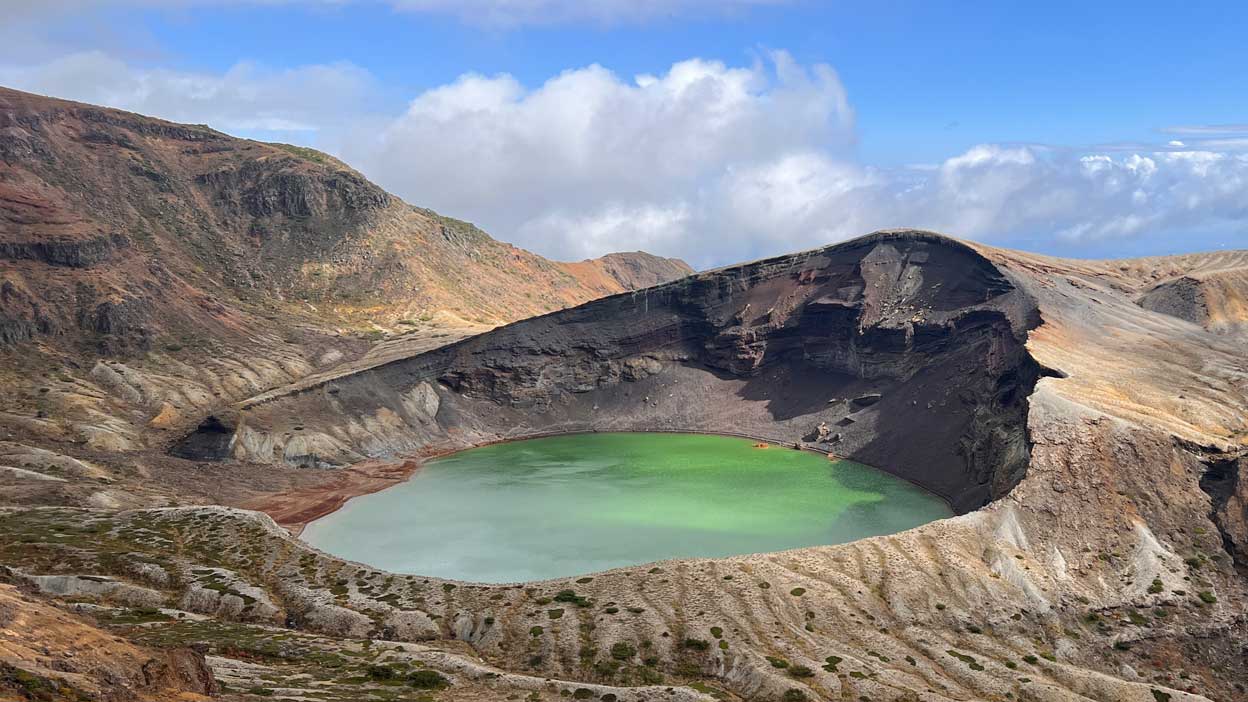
0, 229, 1226, 702
0, 86, 689, 479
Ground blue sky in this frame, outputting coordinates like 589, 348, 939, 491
4, 1, 1247, 265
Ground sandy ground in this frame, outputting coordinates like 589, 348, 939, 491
241, 457, 422, 536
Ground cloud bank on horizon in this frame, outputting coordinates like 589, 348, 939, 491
2, 1, 1245, 267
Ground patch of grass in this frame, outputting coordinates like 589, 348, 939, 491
609, 642, 636, 660
946, 650, 985, 671
1, 662, 92, 702
688, 682, 729, 700
766, 656, 790, 669
822, 656, 842, 673
1197, 591, 1217, 604
789, 665, 815, 678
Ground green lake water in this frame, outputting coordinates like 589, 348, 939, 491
301, 432, 952, 583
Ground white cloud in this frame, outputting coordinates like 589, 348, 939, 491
0, 52, 376, 137
336, 51, 856, 263
4, 48, 1247, 266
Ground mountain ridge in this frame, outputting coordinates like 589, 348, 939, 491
0, 85, 691, 353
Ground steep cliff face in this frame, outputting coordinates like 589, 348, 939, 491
206, 231, 1043, 512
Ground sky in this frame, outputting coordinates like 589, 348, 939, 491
2, 1, 1247, 268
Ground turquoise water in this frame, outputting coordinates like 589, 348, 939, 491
302, 433, 952, 583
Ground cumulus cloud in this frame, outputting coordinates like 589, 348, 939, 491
338, 51, 855, 261
3, 48, 1247, 266
335, 55, 1248, 265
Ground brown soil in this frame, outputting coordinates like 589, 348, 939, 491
241, 457, 422, 536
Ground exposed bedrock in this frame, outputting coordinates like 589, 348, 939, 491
1139, 266, 1248, 336
182, 231, 1046, 512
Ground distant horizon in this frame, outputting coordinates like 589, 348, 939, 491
4, 1, 1245, 268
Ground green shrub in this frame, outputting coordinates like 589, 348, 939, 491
593, 660, 621, 677
408, 670, 450, 690
782, 690, 808, 702
638, 666, 663, 684
674, 662, 702, 677
766, 656, 790, 669
554, 590, 590, 607
683, 638, 711, 651
609, 642, 636, 660
789, 665, 815, 678
1197, 590, 1217, 604
790, 587, 806, 596
366, 664, 398, 680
